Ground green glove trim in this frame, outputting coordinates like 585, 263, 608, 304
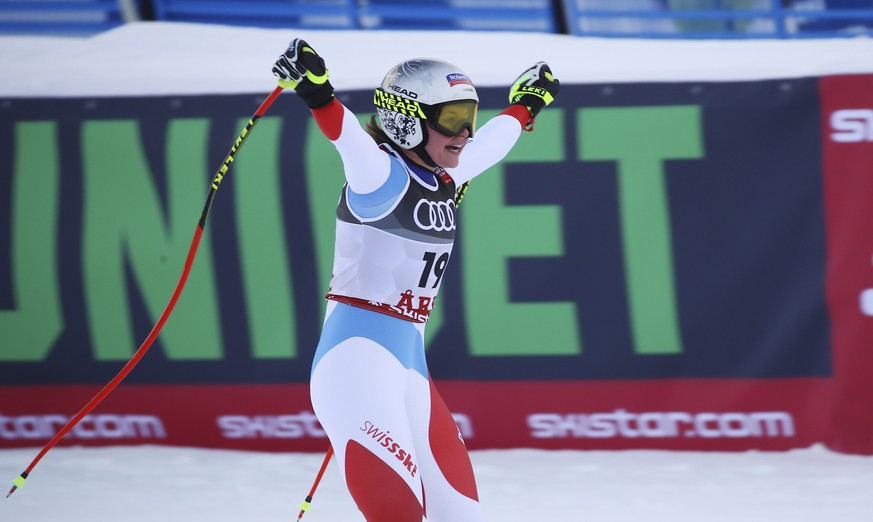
278, 78, 299, 89
301, 46, 329, 85
305, 69, 329, 85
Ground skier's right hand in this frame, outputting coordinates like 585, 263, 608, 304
272, 38, 335, 109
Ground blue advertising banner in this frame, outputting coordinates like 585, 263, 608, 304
2, 76, 870, 453
0, 80, 829, 380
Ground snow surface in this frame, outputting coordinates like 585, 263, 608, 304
1, 21, 873, 97
1, 445, 873, 521
2, 21, 873, 522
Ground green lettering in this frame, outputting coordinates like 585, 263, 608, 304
0, 122, 63, 361
234, 116, 296, 358
304, 118, 346, 303
82, 119, 223, 360
579, 106, 703, 355
462, 110, 581, 356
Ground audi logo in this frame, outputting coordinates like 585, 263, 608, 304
414, 199, 456, 232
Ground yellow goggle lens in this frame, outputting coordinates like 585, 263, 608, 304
434, 101, 477, 136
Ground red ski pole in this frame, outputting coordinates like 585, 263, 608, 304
7, 85, 285, 499
297, 446, 334, 521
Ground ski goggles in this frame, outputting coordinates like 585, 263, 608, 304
374, 89, 478, 138
424, 100, 478, 138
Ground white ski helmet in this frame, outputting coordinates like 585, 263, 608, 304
373, 58, 479, 164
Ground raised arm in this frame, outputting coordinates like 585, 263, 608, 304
273, 39, 391, 195
449, 62, 560, 186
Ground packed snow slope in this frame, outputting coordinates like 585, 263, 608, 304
2, 22, 873, 98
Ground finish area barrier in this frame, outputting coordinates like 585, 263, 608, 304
2, 75, 873, 454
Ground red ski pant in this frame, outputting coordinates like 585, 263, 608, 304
311, 303, 481, 522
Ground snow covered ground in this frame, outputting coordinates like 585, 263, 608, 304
2, 21, 873, 97
2, 445, 873, 521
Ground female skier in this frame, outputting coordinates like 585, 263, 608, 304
272, 38, 559, 522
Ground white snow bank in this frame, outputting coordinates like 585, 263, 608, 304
2, 445, 872, 521
1, 21, 872, 97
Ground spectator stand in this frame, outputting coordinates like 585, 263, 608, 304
561, 0, 873, 38
1, 1, 872, 41
0, 0, 140, 36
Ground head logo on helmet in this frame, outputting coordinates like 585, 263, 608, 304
389, 85, 419, 98
374, 58, 479, 167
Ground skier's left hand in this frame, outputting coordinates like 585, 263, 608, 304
508, 62, 560, 119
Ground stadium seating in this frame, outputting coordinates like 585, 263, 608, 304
561, 0, 873, 38
0, 0, 135, 35
151, 0, 356, 30
150, 0, 556, 32
355, 0, 556, 32
2, 0, 872, 38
